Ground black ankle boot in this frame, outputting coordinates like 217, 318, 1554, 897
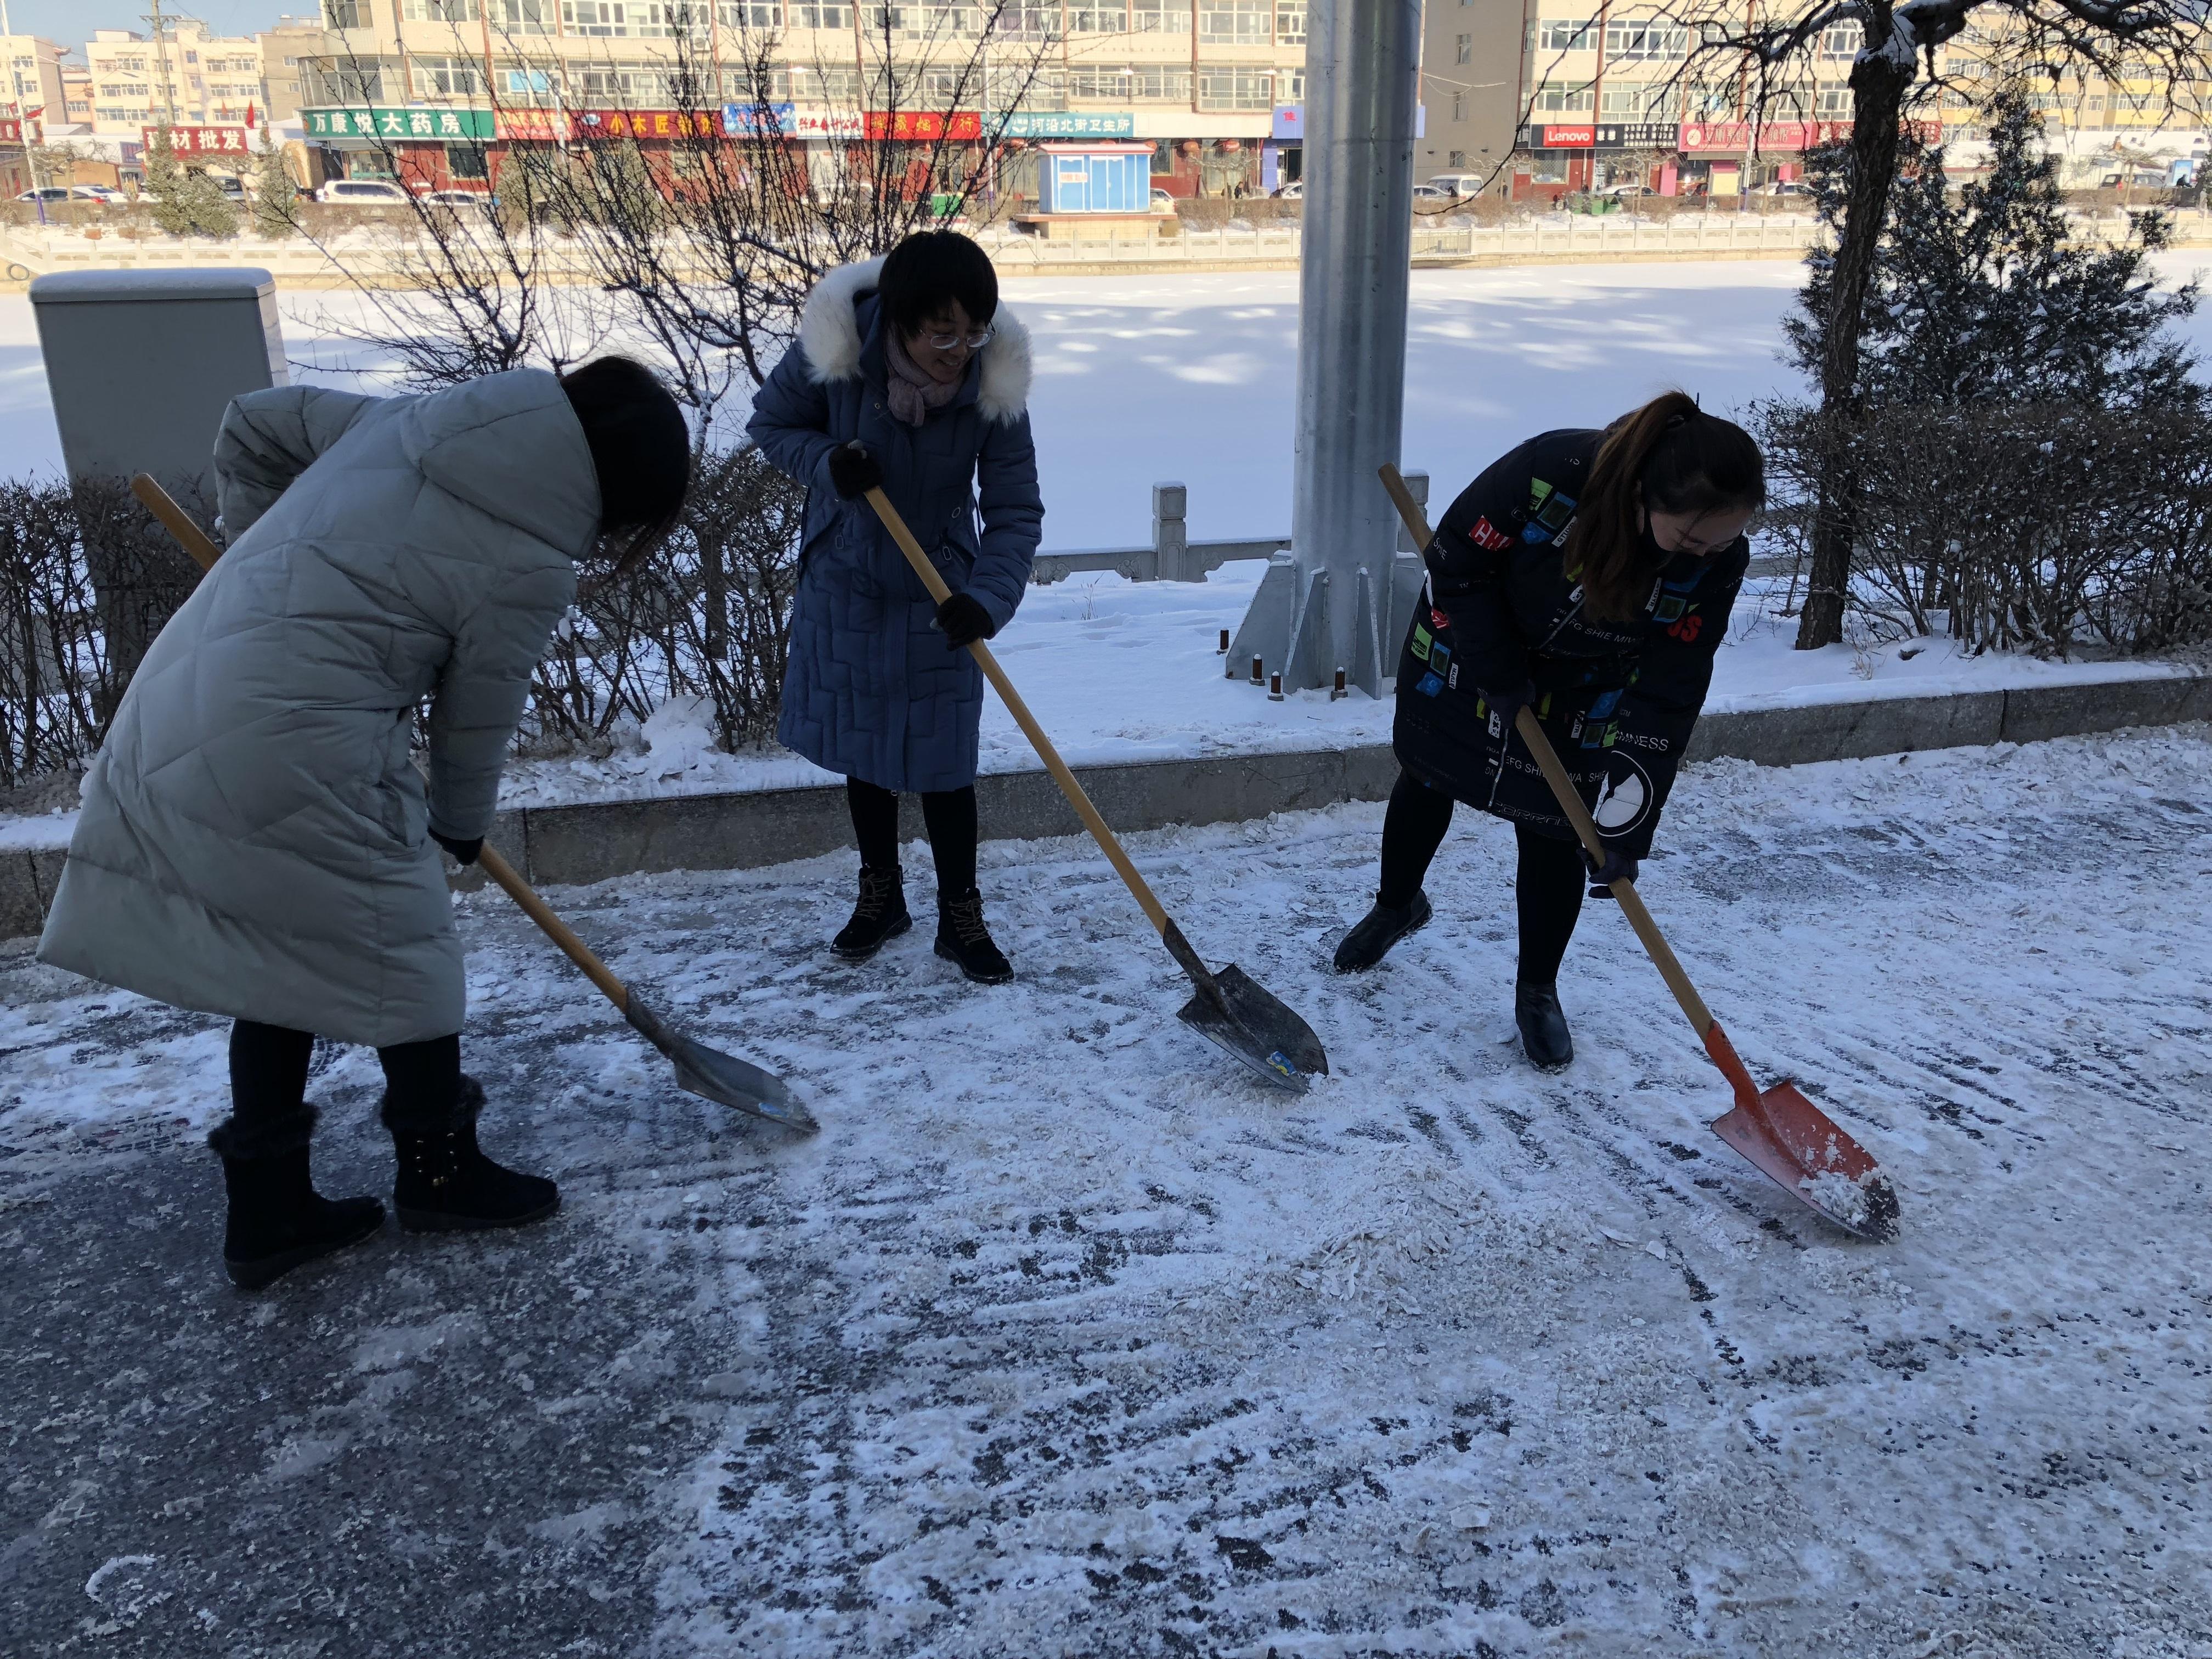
208, 1106, 383, 1289
834, 865, 912, 959
387, 1077, 559, 1233
1333, 890, 1433, 972
935, 887, 1013, 983
1515, 982, 1574, 1071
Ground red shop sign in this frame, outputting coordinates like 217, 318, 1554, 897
0, 117, 20, 143
497, 108, 563, 141
144, 123, 251, 154
864, 110, 982, 142
570, 108, 719, 140
1539, 124, 1596, 149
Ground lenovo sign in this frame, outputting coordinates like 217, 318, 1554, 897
1539, 124, 1597, 149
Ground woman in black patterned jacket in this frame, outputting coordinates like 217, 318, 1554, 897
1334, 391, 1765, 1070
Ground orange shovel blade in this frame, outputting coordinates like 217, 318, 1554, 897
1706, 1027, 1901, 1242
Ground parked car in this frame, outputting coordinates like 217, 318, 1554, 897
1274, 179, 1302, 200
1411, 183, 1455, 200
1424, 173, 1487, 198
315, 178, 410, 203
1149, 187, 1175, 212
422, 188, 496, 208
14, 186, 71, 204
1753, 180, 1815, 199
1601, 183, 1660, 200
208, 174, 247, 199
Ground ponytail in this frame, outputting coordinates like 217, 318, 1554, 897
1564, 391, 1765, 621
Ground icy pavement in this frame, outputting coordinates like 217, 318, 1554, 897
3, 728, 2210, 1657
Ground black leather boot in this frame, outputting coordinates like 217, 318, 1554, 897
833, 865, 912, 959
1332, 890, 1433, 972
1515, 981, 1574, 1071
207, 1105, 383, 1290
387, 1077, 559, 1233
934, 887, 1013, 984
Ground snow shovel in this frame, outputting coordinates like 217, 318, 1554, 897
859, 471, 1328, 1092
129, 473, 816, 1136
1376, 464, 1898, 1240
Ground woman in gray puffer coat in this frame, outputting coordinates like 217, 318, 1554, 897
37, 358, 690, 1288
748, 230, 1043, 984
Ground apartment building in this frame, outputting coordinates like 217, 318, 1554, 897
1498, 2, 2209, 200
1, 32, 68, 128
85, 20, 268, 137
262, 17, 332, 122
1418, 0, 1520, 185
295, 1, 1307, 199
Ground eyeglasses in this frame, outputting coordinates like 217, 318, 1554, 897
923, 325, 995, 351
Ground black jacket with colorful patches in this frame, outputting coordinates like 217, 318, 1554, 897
1391, 426, 1747, 858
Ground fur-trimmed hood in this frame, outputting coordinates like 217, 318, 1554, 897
795, 253, 1033, 424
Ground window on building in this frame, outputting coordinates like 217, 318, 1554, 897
1454, 32, 1470, 63
1130, 65, 1192, 100
322, 0, 368, 27
495, 0, 557, 31
1601, 81, 1678, 117
890, 3, 981, 40
1604, 20, 1687, 61
992, 5, 1063, 39
563, 1, 631, 34
1274, 1, 1303, 44
1815, 85, 1851, 116
1069, 4, 1125, 30
1197, 0, 1269, 43
1532, 81, 1594, 113
404, 0, 482, 20
306, 59, 389, 100
413, 56, 485, 95
1069, 66, 1128, 99
449, 143, 492, 178
504, 66, 560, 93
785, 63, 861, 99
719, 0, 781, 22
1538, 18, 1595, 51
788, 2, 850, 24
1451, 88, 1465, 120
1132, 1, 1189, 33
1448, 149, 1466, 167
1817, 20, 1863, 60
1196, 66, 1271, 109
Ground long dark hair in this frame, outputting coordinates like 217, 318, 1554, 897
1564, 391, 1765, 621
559, 356, 691, 577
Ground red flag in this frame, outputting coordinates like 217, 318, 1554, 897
245, 102, 257, 128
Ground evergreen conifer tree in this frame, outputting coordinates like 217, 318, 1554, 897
142, 126, 241, 240
252, 126, 298, 240
1786, 88, 2202, 414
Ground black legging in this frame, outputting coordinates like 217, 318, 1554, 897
847, 777, 979, 897
228, 1020, 465, 1137
1378, 770, 1587, 986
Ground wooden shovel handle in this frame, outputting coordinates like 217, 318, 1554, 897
1376, 464, 1716, 1039
861, 482, 1173, 940
475, 844, 631, 1014
132, 474, 222, 573
131, 473, 641, 1022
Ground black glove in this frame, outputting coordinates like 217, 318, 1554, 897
935, 591, 997, 650
431, 829, 483, 867
826, 442, 882, 500
1582, 845, 1639, 899
1480, 678, 1538, 736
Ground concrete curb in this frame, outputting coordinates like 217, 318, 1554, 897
5, 671, 2207, 940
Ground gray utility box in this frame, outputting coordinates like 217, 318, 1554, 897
30, 268, 287, 495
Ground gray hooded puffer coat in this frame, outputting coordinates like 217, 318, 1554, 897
36, 369, 599, 1047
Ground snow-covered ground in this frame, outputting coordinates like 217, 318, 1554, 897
3, 727, 2209, 1655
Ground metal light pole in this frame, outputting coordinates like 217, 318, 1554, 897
1229, 0, 1421, 697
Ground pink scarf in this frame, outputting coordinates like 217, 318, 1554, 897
884, 328, 963, 426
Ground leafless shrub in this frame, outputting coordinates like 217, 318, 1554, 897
1759, 400, 2212, 656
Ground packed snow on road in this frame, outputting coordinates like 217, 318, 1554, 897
3, 726, 2207, 1656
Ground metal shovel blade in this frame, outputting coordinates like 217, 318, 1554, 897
1176, 963, 1331, 1094
1713, 1079, 1900, 1242
625, 995, 817, 1135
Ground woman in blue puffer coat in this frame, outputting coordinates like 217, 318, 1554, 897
747, 230, 1044, 983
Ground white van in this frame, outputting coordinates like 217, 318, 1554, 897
1423, 173, 1489, 199
315, 178, 410, 203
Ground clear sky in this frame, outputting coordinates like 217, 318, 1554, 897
1, 3, 305, 55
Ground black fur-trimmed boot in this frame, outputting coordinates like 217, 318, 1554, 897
833, 865, 912, 960
1515, 981, 1574, 1071
934, 887, 1013, 984
386, 1077, 560, 1233
207, 1105, 384, 1290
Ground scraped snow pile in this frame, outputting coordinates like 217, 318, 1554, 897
2, 728, 2209, 1656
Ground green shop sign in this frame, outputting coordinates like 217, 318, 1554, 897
303, 106, 495, 142
994, 111, 1136, 139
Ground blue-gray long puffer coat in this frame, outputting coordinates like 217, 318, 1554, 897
747, 255, 1043, 793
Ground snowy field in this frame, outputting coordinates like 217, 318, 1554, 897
3, 727, 2209, 1656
